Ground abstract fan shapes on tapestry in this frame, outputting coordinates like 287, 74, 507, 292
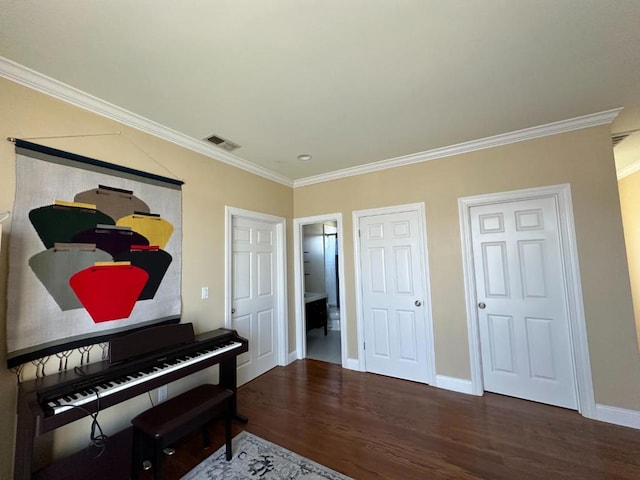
27, 185, 174, 323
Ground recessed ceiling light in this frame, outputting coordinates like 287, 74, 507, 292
297, 154, 312, 161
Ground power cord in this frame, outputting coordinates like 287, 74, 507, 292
52, 366, 110, 458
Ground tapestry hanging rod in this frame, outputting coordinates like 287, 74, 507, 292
6, 132, 182, 181
7, 131, 121, 143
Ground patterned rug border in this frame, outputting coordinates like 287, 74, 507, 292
181, 430, 352, 480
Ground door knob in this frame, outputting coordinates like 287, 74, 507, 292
231, 308, 236, 314
415, 300, 422, 307
478, 302, 486, 309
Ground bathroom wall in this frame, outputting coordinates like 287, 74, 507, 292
302, 223, 325, 293
323, 223, 338, 306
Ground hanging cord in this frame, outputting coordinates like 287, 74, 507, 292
120, 132, 182, 181
7, 132, 121, 143
10, 364, 25, 385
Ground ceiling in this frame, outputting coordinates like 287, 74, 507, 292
1, 1, 640, 184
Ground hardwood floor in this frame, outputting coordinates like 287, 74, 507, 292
145, 359, 640, 479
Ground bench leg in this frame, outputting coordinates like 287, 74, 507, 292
202, 423, 210, 449
225, 399, 232, 461
153, 439, 164, 480
132, 428, 141, 480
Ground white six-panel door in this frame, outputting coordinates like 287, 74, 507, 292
470, 197, 577, 409
231, 216, 277, 386
358, 210, 431, 383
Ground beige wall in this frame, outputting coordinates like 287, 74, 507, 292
0, 78, 293, 477
294, 125, 640, 409
618, 170, 640, 348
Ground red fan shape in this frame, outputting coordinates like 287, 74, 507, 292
69, 264, 149, 323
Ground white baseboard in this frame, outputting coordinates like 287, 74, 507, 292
595, 404, 640, 430
287, 350, 298, 365
344, 358, 361, 371
430, 379, 640, 429
435, 375, 476, 395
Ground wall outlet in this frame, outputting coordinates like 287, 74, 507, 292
201, 286, 209, 299
158, 385, 168, 403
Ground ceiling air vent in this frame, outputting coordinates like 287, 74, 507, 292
612, 132, 631, 148
205, 134, 241, 152
612, 129, 640, 148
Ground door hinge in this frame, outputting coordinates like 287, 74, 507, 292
363, 342, 365, 350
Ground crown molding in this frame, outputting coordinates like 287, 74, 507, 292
0, 56, 293, 187
294, 107, 623, 188
1, 56, 622, 190
617, 159, 640, 180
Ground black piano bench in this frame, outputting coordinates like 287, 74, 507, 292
131, 384, 233, 480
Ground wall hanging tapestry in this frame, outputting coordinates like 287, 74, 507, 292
6, 140, 183, 368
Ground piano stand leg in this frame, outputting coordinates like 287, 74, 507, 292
15, 393, 38, 480
234, 412, 248, 423
220, 357, 248, 424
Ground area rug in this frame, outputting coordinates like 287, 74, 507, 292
181, 431, 352, 480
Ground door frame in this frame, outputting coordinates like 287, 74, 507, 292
293, 213, 348, 367
225, 206, 288, 367
458, 183, 596, 418
353, 202, 436, 385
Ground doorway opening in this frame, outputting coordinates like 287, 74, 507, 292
294, 214, 347, 367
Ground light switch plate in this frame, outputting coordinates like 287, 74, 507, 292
201, 287, 209, 299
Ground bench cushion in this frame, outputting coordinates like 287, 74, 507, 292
132, 384, 232, 439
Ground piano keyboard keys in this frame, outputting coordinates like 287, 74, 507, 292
45, 341, 243, 415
